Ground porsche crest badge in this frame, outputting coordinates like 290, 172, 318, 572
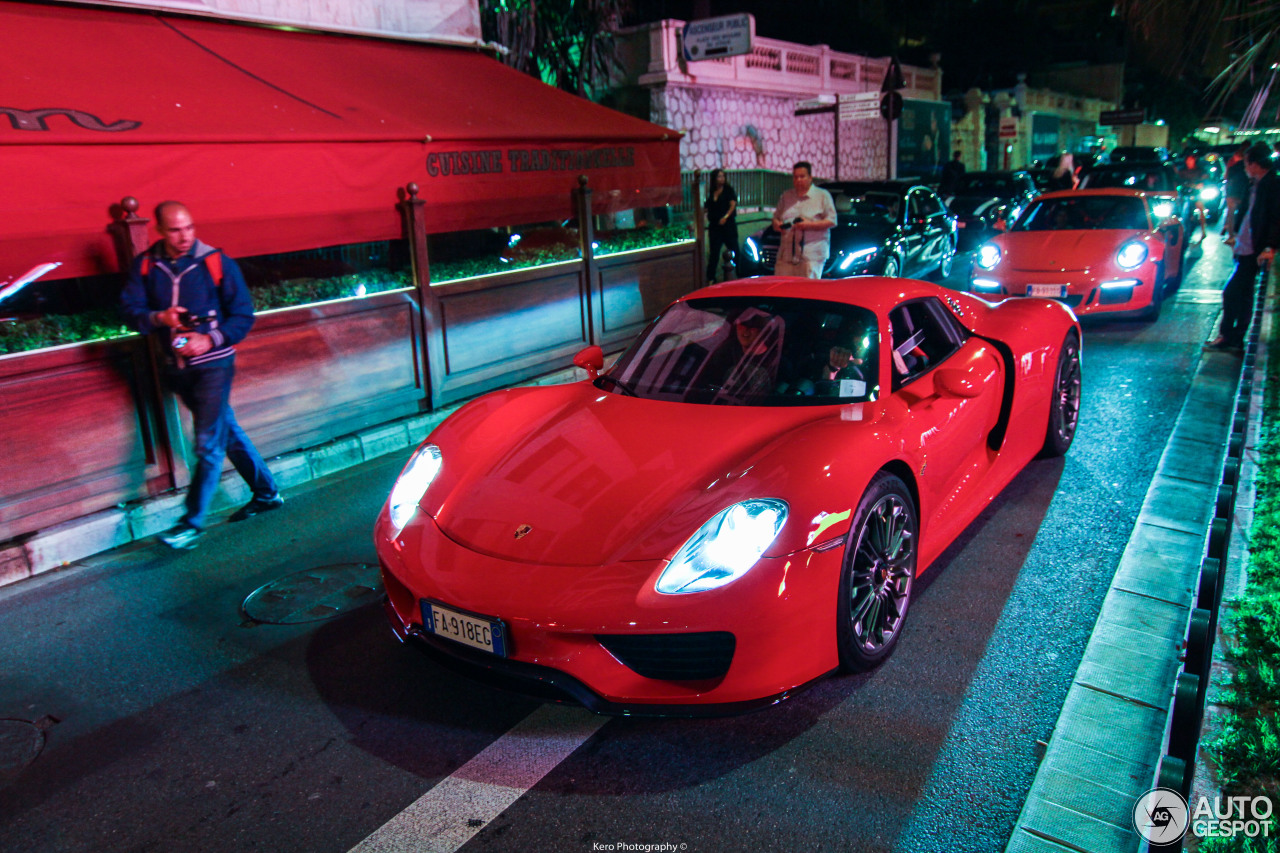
514, 524, 533, 540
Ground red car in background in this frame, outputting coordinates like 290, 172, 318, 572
970, 188, 1186, 319
374, 277, 1081, 714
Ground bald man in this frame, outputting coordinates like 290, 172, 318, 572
120, 201, 282, 549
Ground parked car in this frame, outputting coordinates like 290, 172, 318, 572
1105, 146, 1171, 164
741, 181, 957, 280
942, 170, 1040, 252
374, 276, 1081, 712
971, 188, 1186, 319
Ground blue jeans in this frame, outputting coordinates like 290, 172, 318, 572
167, 356, 277, 530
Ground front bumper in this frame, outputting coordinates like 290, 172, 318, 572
969, 264, 1161, 315
374, 509, 845, 712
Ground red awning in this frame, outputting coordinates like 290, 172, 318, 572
1, 2, 682, 279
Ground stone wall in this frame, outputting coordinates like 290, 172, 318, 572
653, 85, 887, 181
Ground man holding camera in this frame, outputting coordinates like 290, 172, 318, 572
772, 161, 837, 278
120, 201, 282, 550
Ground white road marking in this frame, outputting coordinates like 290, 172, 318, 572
349, 704, 608, 853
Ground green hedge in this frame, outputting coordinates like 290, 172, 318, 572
0, 227, 693, 355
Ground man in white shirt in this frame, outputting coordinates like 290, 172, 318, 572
772, 161, 837, 278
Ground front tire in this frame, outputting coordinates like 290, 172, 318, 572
936, 237, 956, 280
881, 256, 901, 278
837, 473, 918, 671
1040, 331, 1081, 457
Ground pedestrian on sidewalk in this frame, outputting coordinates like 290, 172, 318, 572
704, 169, 738, 284
120, 201, 284, 549
1206, 143, 1280, 352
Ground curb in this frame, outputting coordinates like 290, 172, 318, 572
1005, 307, 1252, 848
0, 364, 585, 588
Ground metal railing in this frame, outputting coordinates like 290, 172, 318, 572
675, 169, 800, 217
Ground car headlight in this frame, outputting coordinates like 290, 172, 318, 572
388, 443, 443, 531
837, 246, 877, 271
655, 499, 788, 594
1152, 201, 1175, 219
1115, 241, 1148, 270
744, 237, 760, 263
977, 244, 1002, 269
1200, 186, 1220, 201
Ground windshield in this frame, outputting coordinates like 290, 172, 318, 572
1081, 168, 1174, 191
601, 296, 880, 406
1012, 196, 1151, 232
829, 190, 903, 225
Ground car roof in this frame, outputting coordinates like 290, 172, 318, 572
1033, 187, 1162, 201
820, 180, 927, 193
681, 275, 949, 316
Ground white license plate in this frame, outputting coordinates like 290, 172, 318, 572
422, 601, 507, 656
1027, 284, 1067, 298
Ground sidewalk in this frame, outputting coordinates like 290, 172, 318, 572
0, 365, 583, 589
1006, 280, 1273, 851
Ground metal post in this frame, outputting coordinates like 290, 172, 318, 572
574, 175, 601, 344
692, 170, 706, 284
399, 182, 443, 410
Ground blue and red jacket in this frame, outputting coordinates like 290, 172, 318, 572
120, 239, 255, 367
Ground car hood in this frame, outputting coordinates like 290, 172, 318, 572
830, 220, 894, 250
999, 230, 1137, 272
417, 384, 861, 566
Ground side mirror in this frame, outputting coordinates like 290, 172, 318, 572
573, 345, 605, 379
934, 367, 983, 398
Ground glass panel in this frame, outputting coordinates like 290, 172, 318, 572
241, 239, 412, 311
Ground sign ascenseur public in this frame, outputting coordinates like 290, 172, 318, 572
682, 14, 754, 62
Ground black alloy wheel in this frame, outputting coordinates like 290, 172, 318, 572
1040, 330, 1081, 457
936, 237, 956, 279
837, 472, 918, 671
881, 256, 900, 278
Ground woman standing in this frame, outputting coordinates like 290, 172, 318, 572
705, 169, 738, 283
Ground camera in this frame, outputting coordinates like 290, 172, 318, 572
178, 310, 196, 328
779, 217, 804, 230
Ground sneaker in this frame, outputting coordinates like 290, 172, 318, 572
229, 495, 284, 523
160, 524, 202, 550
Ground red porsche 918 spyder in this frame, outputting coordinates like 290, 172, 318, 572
970, 188, 1186, 319
374, 277, 1081, 714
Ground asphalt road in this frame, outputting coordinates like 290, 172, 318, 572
0, 234, 1236, 853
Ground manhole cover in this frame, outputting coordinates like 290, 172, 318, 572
0, 720, 45, 779
242, 563, 383, 624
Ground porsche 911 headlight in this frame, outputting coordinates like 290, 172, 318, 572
1116, 241, 1148, 270
388, 443, 442, 531
977, 244, 1002, 269
656, 499, 788, 594
837, 247, 877, 271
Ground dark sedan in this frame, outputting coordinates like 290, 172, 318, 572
942, 170, 1039, 252
741, 181, 957, 279
1079, 162, 1206, 223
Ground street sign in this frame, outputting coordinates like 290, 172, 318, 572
1099, 109, 1145, 126
682, 14, 754, 62
999, 116, 1019, 138
839, 92, 881, 122
881, 57, 906, 92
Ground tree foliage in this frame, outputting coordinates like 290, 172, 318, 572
480, 0, 629, 98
